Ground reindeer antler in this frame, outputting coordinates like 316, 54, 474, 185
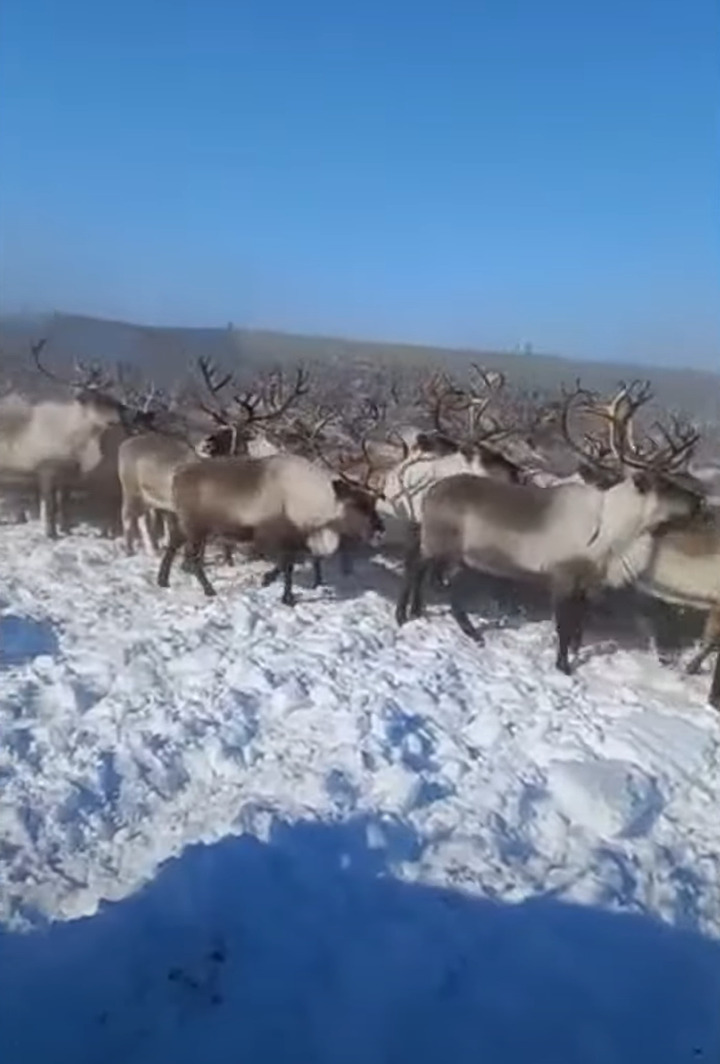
231, 365, 310, 427
194, 355, 234, 426
418, 370, 466, 434
31, 339, 115, 393
562, 378, 700, 477
559, 379, 621, 476
31, 338, 68, 386
462, 364, 514, 443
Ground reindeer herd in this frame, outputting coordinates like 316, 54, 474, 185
0, 342, 719, 709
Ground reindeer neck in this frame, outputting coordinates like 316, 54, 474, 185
592, 477, 648, 558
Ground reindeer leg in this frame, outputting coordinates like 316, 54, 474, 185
38, 467, 58, 539
686, 611, 720, 675
554, 591, 587, 674
431, 560, 450, 591
396, 559, 418, 625
396, 527, 423, 626
138, 512, 159, 556
122, 499, 142, 554
709, 652, 720, 710
280, 555, 297, 607
222, 542, 234, 567
686, 642, 717, 676
449, 569, 484, 643
338, 547, 354, 577
57, 486, 71, 534
261, 564, 281, 587
311, 558, 324, 588
185, 537, 217, 598
410, 558, 431, 619
157, 528, 185, 588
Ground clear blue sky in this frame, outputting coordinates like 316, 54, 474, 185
1, 0, 718, 367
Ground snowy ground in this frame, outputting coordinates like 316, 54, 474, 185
1, 523, 720, 1062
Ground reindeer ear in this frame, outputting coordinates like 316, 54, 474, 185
632, 470, 652, 494
332, 478, 352, 500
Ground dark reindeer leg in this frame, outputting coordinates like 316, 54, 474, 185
57, 486, 72, 534
184, 537, 217, 598
37, 466, 58, 539
554, 590, 588, 674
338, 547, 354, 576
181, 534, 205, 573
709, 651, 720, 710
686, 641, 717, 676
222, 542, 234, 566
311, 558, 323, 588
449, 569, 484, 643
396, 527, 422, 626
280, 555, 297, 607
261, 564, 281, 587
431, 561, 450, 591
409, 558, 431, 619
686, 611, 720, 676
396, 556, 420, 625
157, 531, 184, 588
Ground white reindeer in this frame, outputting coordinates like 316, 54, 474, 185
396, 381, 706, 675
0, 340, 140, 537
158, 452, 384, 603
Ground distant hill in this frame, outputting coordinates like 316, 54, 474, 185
1, 311, 718, 424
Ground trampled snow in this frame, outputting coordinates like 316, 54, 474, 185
1, 523, 720, 1062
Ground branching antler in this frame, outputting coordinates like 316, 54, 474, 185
194, 355, 234, 426
559, 379, 620, 476
463, 364, 513, 442
72, 358, 114, 391
560, 377, 700, 477
31, 338, 114, 393
417, 370, 466, 434
232, 365, 310, 426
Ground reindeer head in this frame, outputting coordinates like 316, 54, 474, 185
31, 339, 156, 433
560, 378, 706, 527
331, 478, 386, 546
193, 356, 311, 457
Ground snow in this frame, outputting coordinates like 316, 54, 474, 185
1, 522, 720, 1062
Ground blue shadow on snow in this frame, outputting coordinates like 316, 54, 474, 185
1, 815, 720, 1064
0, 613, 58, 666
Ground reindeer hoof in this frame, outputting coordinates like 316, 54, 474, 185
556, 657, 573, 676
281, 592, 297, 607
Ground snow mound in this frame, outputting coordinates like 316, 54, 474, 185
547, 758, 661, 839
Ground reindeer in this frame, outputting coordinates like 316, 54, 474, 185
192, 356, 310, 459
118, 431, 199, 554
63, 375, 165, 538
396, 379, 706, 675
546, 380, 720, 704
625, 510, 720, 708
363, 366, 526, 550
0, 340, 143, 537
190, 356, 364, 579
157, 452, 384, 603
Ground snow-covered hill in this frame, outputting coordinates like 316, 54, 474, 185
1, 524, 719, 1062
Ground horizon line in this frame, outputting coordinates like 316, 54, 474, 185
0, 306, 717, 379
